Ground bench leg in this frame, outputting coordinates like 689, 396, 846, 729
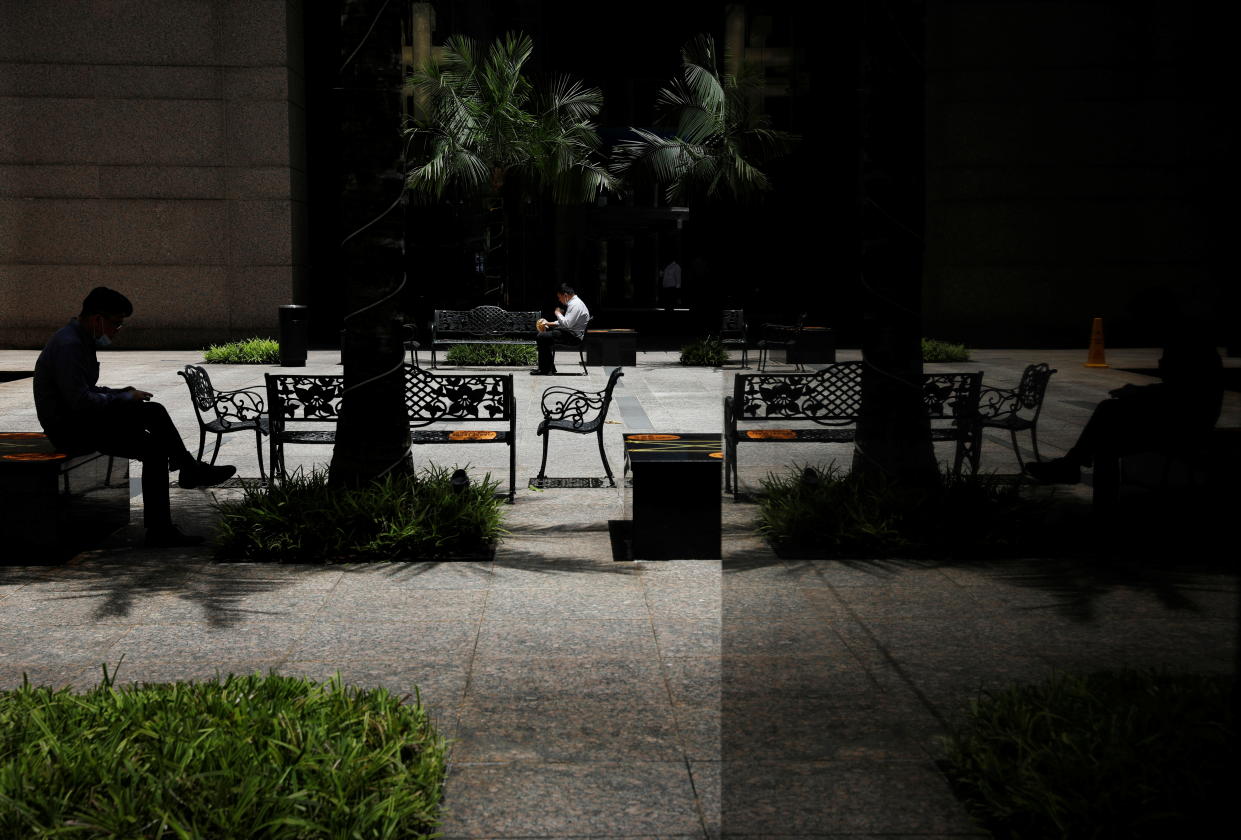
535, 432, 551, 487
255, 428, 267, 484
1009, 429, 1026, 472
210, 433, 223, 466
196, 428, 207, 462
509, 440, 516, 503
596, 428, 616, 487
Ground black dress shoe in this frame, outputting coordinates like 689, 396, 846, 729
179, 461, 236, 489
145, 525, 206, 548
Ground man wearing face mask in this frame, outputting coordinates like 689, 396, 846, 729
33, 286, 236, 547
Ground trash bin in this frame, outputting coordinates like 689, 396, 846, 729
278, 305, 308, 367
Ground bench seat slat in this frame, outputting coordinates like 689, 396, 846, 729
739, 427, 972, 443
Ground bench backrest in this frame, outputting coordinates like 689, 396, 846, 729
267, 370, 515, 431
733, 361, 981, 428
434, 306, 540, 337
266, 374, 346, 426
405, 365, 514, 427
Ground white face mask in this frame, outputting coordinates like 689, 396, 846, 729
95, 333, 112, 348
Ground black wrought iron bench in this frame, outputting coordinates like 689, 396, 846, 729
431, 305, 588, 373
266, 366, 518, 502
430, 306, 539, 367
723, 360, 983, 497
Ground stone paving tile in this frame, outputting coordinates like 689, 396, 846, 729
638, 559, 724, 584
484, 587, 651, 620
475, 618, 659, 660
440, 761, 705, 838
68, 660, 286, 692
335, 561, 497, 591
711, 694, 945, 761
466, 654, 670, 705
704, 760, 984, 836
317, 589, 488, 623
453, 700, 685, 762
0, 662, 91, 692
107, 621, 312, 663
0, 623, 130, 667
289, 619, 480, 661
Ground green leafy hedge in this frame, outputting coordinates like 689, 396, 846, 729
680, 336, 728, 366
0, 670, 447, 838
922, 338, 970, 362
215, 465, 505, 562
203, 337, 281, 364
758, 464, 1059, 558
444, 343, 538, 366
940, 669, 1235, 838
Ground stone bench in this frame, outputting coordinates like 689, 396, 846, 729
0, 432, 130, 561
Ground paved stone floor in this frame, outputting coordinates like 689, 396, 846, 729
1, 346, 1238, 837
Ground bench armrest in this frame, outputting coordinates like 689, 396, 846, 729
977, 385, 1021, 420
541, 386, 606, 427
213, 387, 265, 423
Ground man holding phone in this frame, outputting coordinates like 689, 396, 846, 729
33, 287, 236, 547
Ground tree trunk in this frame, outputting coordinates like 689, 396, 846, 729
852, 0, 939, 488
328, 0, 412, 488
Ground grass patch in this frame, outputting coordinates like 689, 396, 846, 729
444, 343, 537, 366
203, 337, 281, 364
939, 669, 1236, 838
757, 464, 1065, 558
680, 336, 728, 366
0, 669, 448, 838
922, 337, 970, 362
214, 465, 505, 562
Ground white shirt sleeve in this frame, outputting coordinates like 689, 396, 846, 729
559, 297, 590, 338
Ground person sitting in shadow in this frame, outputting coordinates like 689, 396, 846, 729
1024, 328, 1223, 507
33, 286, 237, 548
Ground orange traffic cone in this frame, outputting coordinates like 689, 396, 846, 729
1084, 317, 1108, 368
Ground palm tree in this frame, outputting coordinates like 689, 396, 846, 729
607, 33, 796, 205
851, 0, 939, 489
328, 0, 413, 490
403, 32, 616, 302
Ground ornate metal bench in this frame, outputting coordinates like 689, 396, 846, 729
431, 305, 539, 367
179, 365, 269, 482
266, 366, 518, 502
431, 305, 588, 373
977, 362, 1057, 472
723, 361, 983, 497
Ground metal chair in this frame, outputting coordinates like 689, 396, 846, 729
178, 365, 269, 482
757, 312, 807, 371
534, 367, 625, 487
978, 362, 1057, 471
720, 309, 749, 368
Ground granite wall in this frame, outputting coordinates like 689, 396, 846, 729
0, 0, 306, 349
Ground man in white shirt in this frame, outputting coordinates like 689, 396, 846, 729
533, 283, 590, 375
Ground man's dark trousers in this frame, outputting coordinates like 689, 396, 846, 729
536, 328, 581, 372
49, 400, 190, 530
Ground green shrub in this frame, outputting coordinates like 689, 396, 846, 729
922, 337, 970, 362
214, 465, 505, 562
680, 336, 728, 366
444, 343, 538, 366
939, 669, 1235, 838
0, 669, 447, 838
757, 464, 1058, 558
203, 337, 281, 364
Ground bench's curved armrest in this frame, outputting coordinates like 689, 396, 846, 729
977, 385, 1021, 421
541, 386, 606, 427
213, 387, 266, 424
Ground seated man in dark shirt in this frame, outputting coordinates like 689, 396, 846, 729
1024, 331, 1223, 504
33, 287, 236, 547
